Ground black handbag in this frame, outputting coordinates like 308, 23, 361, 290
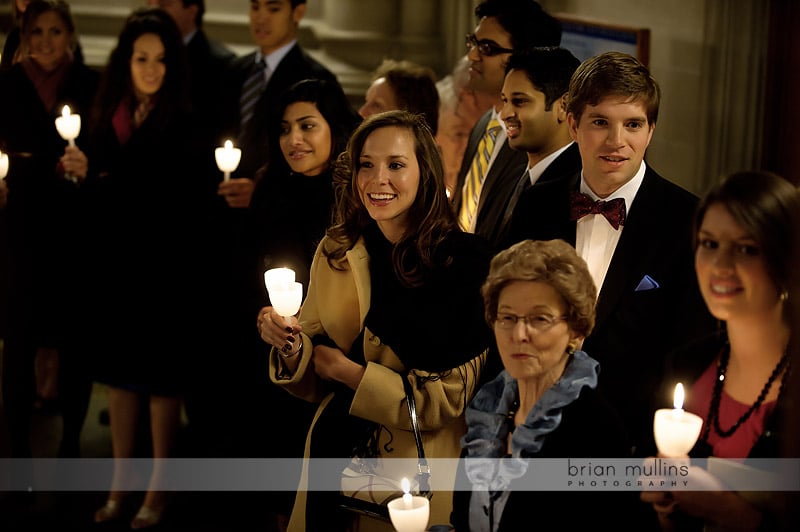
338, 373, 432, 520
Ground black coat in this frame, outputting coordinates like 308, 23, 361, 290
0, 61, 99, 343
81, 106, 206, 395
184, 29, 235, 149
249, 166, 335, 299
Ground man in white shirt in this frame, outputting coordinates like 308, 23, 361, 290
496, 46, 582, 249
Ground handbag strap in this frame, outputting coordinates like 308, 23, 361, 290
402, 374, 431, 495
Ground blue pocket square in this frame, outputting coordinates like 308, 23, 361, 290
635, 274, 660, 291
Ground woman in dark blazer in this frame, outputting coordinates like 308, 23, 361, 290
0, 0, 99, 459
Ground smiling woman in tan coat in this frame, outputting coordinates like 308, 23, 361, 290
257, 110, 494, 531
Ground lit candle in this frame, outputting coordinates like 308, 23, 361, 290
401, 477, 413, 510
653, 383, 704, 457
264, 267, 295, 291
214, 139, 242, 182
388, 479, 430, 532
55, 105, 81, 147
0, 150, 8, 179
268, 281, 303, 317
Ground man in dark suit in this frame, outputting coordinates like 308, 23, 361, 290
494, 46, 582, 250
452, 0, 561, 249
507, 52, 716, 458
150, 0, 236, 149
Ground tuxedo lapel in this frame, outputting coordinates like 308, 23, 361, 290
555, 175, 580, 245
538, 143, 582, 185
594, 170, 662, 329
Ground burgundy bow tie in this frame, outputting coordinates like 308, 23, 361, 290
569, 191, 627, 230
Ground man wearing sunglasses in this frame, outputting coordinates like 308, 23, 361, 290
452, 0, 561, 250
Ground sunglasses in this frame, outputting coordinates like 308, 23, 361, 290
465, 34, 514, 57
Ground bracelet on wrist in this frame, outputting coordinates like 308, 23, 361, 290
280, 337, 303, 359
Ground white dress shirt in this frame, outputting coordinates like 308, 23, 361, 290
575, 161, 646, 295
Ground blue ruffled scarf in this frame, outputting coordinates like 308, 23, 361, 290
461, 351, 600, 531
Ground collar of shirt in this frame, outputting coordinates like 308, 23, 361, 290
255, 39, 297, 74
491, 107, 508, 135
579, 159, 647, 217
526, 141, 574, 186
183, 29, 197, 45
486, 108, 508, 162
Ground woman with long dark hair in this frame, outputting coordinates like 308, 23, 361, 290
70, 7, 204, 528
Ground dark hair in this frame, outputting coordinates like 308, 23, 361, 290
181, 0, 205, 28
475, 0, 561, 49
21, 1, 77, 54
482, 239, 596, 338
325, 110, 457, 286
694, 170, 799, 303
268, 78, 361, 175
505, 46, 581, 111
372, 59, 440, 133
567, 51, 660, 126
90, 6, 190, 138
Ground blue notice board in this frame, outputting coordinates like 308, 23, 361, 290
556, 14, 650, 66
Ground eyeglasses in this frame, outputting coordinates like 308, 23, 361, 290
495, 313, 567, 332
465, 34, 514, 57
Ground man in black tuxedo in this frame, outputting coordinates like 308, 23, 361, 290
494, 46, 583, 250
507, 52, 716, 458
452, 0, 561, 248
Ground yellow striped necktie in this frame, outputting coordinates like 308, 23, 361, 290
458, 118, 502, 232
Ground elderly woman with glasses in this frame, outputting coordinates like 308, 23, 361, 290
451, 238, 642, 531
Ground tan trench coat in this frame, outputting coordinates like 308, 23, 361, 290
270, 237, 486, 530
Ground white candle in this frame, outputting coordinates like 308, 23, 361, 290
0, 151, 8, 179
653, 382, 703, 457
264, 267, 295, 291
268, 281, 303, 318
388, 491, 430, 532
214, 139, 242, 182
55, 105, 81, 147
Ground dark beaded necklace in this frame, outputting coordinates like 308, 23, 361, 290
702, 344, 790, 440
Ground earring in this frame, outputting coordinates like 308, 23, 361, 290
780, 290, 789, 302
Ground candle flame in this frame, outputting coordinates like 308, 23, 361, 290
224, 139, 233, 150
62, 105, 71, 118
401, 477, 410, 494
673, 383, 685, 410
